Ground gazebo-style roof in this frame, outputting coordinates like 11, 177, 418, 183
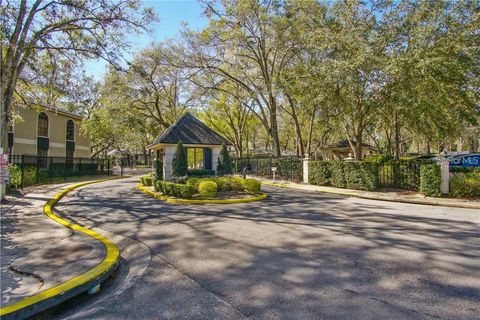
150, 112, 230, 147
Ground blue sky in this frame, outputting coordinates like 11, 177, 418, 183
84, 0, 208, 80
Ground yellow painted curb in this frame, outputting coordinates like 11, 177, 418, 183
136, 184, 268, 204
0, 177, 126, 317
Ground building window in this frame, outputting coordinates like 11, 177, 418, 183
187, 148, 204, 169
66, 120, 74, 141
38, 112, 49, 137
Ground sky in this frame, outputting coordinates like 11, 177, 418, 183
84, 0, 209, 80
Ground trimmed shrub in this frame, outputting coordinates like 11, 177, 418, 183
198, 181, 217, 197
242, 178, 261, 194
217, 143, 233, 176
153, 159, 163, 180
343, 162, 378, 191
188, 169, 215, 177
172, 141, 188, 177
449, 173, 480, 199
156, 180, 195, 198
140, 175, 153, 186
172, 175, 188, 184
186, 178, 200, 190
309, 161, 331, 186
330, 161, 346, 188
420, 164, 441, 197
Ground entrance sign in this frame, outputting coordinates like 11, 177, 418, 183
449, 154, 480, 167
0, 153, 9, 184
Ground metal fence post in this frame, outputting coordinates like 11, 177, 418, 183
79, 158, 82, 177
121, 158, 124, 176
49, 157, 53, 183
36, 158, 39, 184
91, 158, 94, 176
256, 157, 259, 176
21, 155, 24, 189
64, 157, 67, 182
107, 159, 110, 176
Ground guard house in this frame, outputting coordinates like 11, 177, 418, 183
148, 112, 230, 181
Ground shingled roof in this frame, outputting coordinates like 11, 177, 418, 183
150, 112, 230, 146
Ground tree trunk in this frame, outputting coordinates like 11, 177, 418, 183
394, 112, 400, 160
354, 135, 363, 160
270, 108, 281, 157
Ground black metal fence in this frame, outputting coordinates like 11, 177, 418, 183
377, 161, 421, 190
235, 156, 303, 181
8, 155, 115, 188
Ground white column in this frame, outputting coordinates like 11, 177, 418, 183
211, 146, 221, 176
303, 157, 310, 184
440, 159, 450, 195
163, 146, 175, 181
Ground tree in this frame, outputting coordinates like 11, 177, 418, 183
172, 142, 188, 177
183, 0, 301, 157
1, 0, 156, 149
217, 143, 232, 175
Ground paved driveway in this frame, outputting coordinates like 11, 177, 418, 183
55, 177, 479, 319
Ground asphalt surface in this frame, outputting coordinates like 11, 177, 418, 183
53, 177, 479, 320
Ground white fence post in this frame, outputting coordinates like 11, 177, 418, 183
440, 157, 449, 195
303, 157, 310, 184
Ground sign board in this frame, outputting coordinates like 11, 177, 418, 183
271, 167, 277, 172
0, 154, 9, 184
448, 154, 480, 167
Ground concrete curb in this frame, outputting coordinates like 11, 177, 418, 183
136, 184, 268, 204
261, 181, 480, 209
0, 177, 127, 320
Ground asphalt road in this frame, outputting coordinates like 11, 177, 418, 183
53, 177, 479, 320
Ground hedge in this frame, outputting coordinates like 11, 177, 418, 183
156, 180, 195, 199
198, 181, 217, 197
420, 164, 441, 197
309, 161, 331, 186
242, 178, 261, 194
449, 172, 480, 199
140, 175, 153, 186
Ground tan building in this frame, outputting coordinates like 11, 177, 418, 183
8, 105, 91, 158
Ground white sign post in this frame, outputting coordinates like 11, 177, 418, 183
439, 150, 449, 195
271, 166, 277, 182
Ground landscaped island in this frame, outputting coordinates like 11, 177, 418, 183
138, 175, 267, 204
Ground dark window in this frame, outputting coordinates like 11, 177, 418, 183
66, 120, 74, 141
38, 112, 49, 137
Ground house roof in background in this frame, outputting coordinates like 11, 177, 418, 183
324, 139, 374, 149
150, 112, 230, 146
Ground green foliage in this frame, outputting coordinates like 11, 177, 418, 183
343, 162, 378, 191
172, 142, 188, 177
216, 143, 232, 176
8, 164, 22, 189
198, 181, 217, 197
153, 159, 163, 180
309, 161, 332, 186
420, 164, 441, 197
449, 171, 480, 199
186, 178, 200, 189
242, 178, 261, 194
309, 160, 378, 191
188, 169, 215, 177
155, 180, 195, 199
140, 175, 153, 186
330, 161, 346, 188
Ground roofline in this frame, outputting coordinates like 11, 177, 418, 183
29, 105, 85, 120
148, 141, 232, 150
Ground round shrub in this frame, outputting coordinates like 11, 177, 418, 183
198, 181, 217, 197
180, 185, 196, 199
242, 178, 261, 194
450, 174, 480, 199
230, 177, 244, 192
186, 178, 200, 190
